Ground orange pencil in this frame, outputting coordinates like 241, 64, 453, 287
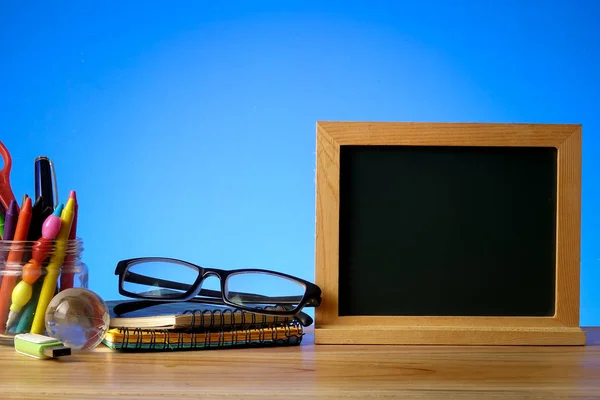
0, 197, 32, 332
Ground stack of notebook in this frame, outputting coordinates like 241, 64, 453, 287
103, 301, 304, 351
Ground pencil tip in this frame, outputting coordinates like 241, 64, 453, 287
6, 311, 17, 329
22, 197, 32, 210
8, 199, 17, 213
69, 190, 77, 201
53, 203, 64, 216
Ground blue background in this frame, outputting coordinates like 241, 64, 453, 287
1, 1, 598, 325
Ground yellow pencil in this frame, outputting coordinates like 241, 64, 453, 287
30, 197, 75, 334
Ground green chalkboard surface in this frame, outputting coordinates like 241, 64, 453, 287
338, 145, 558, 317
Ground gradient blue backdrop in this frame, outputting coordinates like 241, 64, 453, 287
1, 1, 598, 325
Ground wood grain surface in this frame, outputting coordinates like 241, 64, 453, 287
0, 327, 598, 399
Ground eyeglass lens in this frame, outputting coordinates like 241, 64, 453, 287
123, 260, 199, 298
224, 272, 305, 310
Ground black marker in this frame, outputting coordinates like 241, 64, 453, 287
34, 156, 56, 211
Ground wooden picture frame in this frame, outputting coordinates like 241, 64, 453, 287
314, 121, 585, 345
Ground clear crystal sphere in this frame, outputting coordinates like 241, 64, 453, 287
45, 288, 109, 350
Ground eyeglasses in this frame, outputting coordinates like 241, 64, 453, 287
113, 257, 322, 327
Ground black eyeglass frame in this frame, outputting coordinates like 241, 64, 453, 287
114, 257, 322, 318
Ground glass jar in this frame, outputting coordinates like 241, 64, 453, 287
0, 238, 88, 337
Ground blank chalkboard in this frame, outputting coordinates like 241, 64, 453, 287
315, 122, 584, 345
338, 145, 558, 317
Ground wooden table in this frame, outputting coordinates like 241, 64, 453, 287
0, 327, 598, 399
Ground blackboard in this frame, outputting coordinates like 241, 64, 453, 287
338, 145, 558, 317
315, 122, 584, 345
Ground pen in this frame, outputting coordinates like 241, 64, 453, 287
31, 197, 75, 334
5, 205, 63, 329
0, 197, 32, 332
34, 156, 56, 211
60, 191, 78, 291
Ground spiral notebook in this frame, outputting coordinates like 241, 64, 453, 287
106, 300, 295, 330
102, 320, 304, 351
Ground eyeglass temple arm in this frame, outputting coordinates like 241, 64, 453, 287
124, 271, 305, 304
112, 299, 314, 327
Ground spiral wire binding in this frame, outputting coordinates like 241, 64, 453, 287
178, 305, 292, 332
111, 306, 304, 352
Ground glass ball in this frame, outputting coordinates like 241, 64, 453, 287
45, 288, 110, 351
